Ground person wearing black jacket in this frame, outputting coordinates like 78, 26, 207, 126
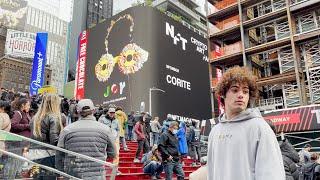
279, 139, 300, 180
158, 121, 184, 180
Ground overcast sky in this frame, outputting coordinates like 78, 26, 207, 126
113, 0, 206, 15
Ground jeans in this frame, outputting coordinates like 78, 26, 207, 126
143, 161, 163, 176
189, 143, 201, 162
150, 132, 159, 147
135, 139, 149, 159
127, 126, 133, 140
120, 136, 128, 150
163, 161, 184, 180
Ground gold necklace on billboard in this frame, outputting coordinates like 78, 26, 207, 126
95, 14, 149, 82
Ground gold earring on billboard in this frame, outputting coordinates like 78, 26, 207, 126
95, 14, 149, 82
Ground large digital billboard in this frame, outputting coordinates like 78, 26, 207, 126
82, 6, 212, 121
0, 0, 28, 30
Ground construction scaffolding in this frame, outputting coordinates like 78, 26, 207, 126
208, 0, 320, 117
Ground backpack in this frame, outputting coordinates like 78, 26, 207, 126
299, 163, 319, 180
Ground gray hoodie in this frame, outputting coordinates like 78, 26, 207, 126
207, 108, 285, 180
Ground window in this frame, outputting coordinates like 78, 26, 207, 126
35, 10, 39, 27
31, 8, 35, 26
39, 11, 43, 29
53, 18, 57, 34
50, 16, 53, 33
27, 7, 31, 24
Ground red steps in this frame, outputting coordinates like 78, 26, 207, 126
118, 166, 200, 173
111, 141, 200, 180
115, 171, 193, 180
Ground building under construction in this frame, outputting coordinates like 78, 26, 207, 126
207, 0, 320, 150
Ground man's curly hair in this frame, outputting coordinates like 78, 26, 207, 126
215, 66, 259, 107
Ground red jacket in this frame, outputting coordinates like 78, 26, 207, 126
134, 121, 146, 140
10, 110, 31, 137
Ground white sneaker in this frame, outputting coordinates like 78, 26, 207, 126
133, 158, 140, 163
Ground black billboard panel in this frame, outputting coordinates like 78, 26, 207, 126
84, 6, 211, 121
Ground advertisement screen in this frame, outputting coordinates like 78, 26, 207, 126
0, 0, 28, 30
84, 6, 212, 121
5, 29, 36, 58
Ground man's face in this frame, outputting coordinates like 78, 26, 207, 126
224, 82, 250, 115
108, 112, 115, 118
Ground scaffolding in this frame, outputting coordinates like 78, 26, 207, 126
306, 66, 320, 103
282, 82, 300, 108
278, 48, 295, 73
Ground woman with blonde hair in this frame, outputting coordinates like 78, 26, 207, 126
29, 94, 64, 178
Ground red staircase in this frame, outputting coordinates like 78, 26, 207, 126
112, 141, 201, 180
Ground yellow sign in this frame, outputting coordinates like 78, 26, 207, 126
38, 85, 57, 94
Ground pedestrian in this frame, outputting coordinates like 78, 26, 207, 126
127, 111, 135, 141
150, 117, 161, 146
56, 99, 116, 179
133, 115, 149, 163
207, 66, 285, 180
187, 121, 201, 166
98, 107, 121, 174
176, 121, 188, 164
299, 144, 312, 165
29, 94, 64, 179
158, 121, 184, 180
0, 100, 11, 131
115, 107, 129, 151
10, 98, 31, 137
141, 145, 163, 179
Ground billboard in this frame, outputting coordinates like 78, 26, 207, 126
5, 29, 36, 58
0, 0, 28, 30
82, 6, 211, 121
30, 33, 48, 96
262, 105, 320, 133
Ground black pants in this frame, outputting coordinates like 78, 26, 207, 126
135, 139, 149, 158
33, 156, 56, 180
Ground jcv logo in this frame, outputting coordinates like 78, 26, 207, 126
104, 81, 126, 98
166, 22, 187, 50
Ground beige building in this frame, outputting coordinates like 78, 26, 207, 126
0, 56, 52, 93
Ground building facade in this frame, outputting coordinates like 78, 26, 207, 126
25, 6, 68, 94
207, 0, 320, 116
68, 0, 113, 81
153, 0, 207, 35
0, 56, 51, 93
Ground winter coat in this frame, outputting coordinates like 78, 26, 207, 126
30, 114, 62, 147
98, 114, 120, 141
134, 121, 146, 141
158, 130, 180, 162
177, 122, 188, 155
10, 110, 31, 137
279, 139, 300, 180
56, 115, 116, 179
151, 120, 161, 133
115, 110, 127, 137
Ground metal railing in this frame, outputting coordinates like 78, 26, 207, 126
0, 130, 117, 180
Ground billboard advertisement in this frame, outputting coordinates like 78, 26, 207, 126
82, 6, 211, 121
262, 105, 320, 133
0, 0, 28, 30
29, 33, 48, 96
5, 29, 36, 58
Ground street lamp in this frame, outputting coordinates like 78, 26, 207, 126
149, 87, 165, 116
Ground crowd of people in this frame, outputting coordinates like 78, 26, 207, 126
0, 87, 202, 180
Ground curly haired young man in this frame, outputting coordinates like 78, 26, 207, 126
207, 66, 285, 180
